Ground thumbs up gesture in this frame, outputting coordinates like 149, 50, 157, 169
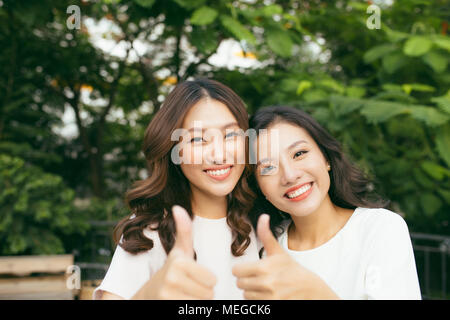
133, 206, 217, 300
232, 214, 338, 300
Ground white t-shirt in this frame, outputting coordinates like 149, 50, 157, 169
93, 215, 260, 300
277, 207, 422, 300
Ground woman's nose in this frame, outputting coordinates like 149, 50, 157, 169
204, 139, 225, 165
280, 162, 302, 186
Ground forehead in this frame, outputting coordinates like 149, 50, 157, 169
256, 122, 313, 149
182, 98, 238, 129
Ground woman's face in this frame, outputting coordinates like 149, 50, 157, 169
254, 121, 331, 217
179, 98, 246, 198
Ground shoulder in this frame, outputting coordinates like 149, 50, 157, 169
352, 207, 412, 249
353, 207, 409, 232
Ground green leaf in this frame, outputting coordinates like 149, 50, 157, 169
220, 15, 256, 45
403, 36, 433, 57
346, 86, 366, 98
134, 0, 155, 8
190, 28, 218, 54
431, 94, 450, 114
279, 78, 299, 92
302, 89, 328, 102
382, 52, 407, 73
363, 44, 397, 63
433, 37, 450, 52
348, 1, 368, 10
262, 4, 283, 16
422, 51, 448, 73
296, 80, 312, 95
360, 100, 409, 123
382, 83, 404, 92
435, 125, 450, 167
420, 193, 443, 217
421, 161, 450, 181
318, 79, 345, 94
413, 167, 434, 189
265, 27, 293, 57
409, 106, 449, 127
173, 0, 205, 9
190, 6, 218, 26
330, 95, 364, 116
402, 83, 436, 95
384, 26, 409, 43
438, 189, 450, 205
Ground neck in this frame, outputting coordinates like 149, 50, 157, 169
190, 184, 228, 219
288, 196, 352, 250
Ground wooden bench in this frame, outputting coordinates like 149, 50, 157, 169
0, 254, 75, 300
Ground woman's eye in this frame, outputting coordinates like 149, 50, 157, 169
190, 137, 204, 143
225, 131, 239, 139
294, 150, 308, 159
260, 165, 275, 175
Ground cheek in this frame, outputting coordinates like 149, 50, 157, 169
309, 163, 331, 193
180, 163, 202, 182
224, 138, 245, 163
256, 176, 276, 199
180, 144, 204, 164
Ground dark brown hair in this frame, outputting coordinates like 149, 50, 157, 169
248, 106, 389, 239
113, 79, 255, 256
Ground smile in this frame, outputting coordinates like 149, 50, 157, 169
203, 165, 233, 181
284, 182, 313, 201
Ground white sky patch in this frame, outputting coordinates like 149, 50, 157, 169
208, 39, 262, 69
57, 15, 328, 139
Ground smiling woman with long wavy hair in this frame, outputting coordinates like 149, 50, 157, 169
93, 79, 259, 300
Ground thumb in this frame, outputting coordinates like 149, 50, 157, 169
257, 214, 284, 256
172, 205, 194, 258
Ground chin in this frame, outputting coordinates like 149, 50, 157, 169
204, 180, 238, 197
289, 197, 323, 217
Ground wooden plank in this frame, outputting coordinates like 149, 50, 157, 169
0, 291, 73, 300
0, 275, 71, 295
0, 255, 74, 276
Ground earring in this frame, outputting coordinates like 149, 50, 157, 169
327, 164, 331, 171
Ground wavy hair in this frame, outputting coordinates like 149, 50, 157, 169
248, 106, 389, 240
113, 79, 255, 256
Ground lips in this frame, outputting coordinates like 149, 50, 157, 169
284, 182, 313, 202
203, 165, 233, 181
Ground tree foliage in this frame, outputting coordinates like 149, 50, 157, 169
0, 0, 449, 255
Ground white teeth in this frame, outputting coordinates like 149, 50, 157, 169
286, 183, 312, 199
206, 167, 231, 176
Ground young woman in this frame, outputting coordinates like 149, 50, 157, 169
232, 106, 422, 300
94, 79, 260, 300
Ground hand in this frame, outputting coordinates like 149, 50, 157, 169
133, 205, 217, 300
232, 214, 339, 300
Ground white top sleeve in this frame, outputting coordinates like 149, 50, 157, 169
363, 212, 422, 300
92, 228, 167, 300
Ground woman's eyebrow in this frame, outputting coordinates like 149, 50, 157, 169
186, 122, 239, 132
286, 140, 308, 150
256, 157, 271, 166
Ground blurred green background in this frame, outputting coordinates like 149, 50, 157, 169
0, 0, 449, 298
